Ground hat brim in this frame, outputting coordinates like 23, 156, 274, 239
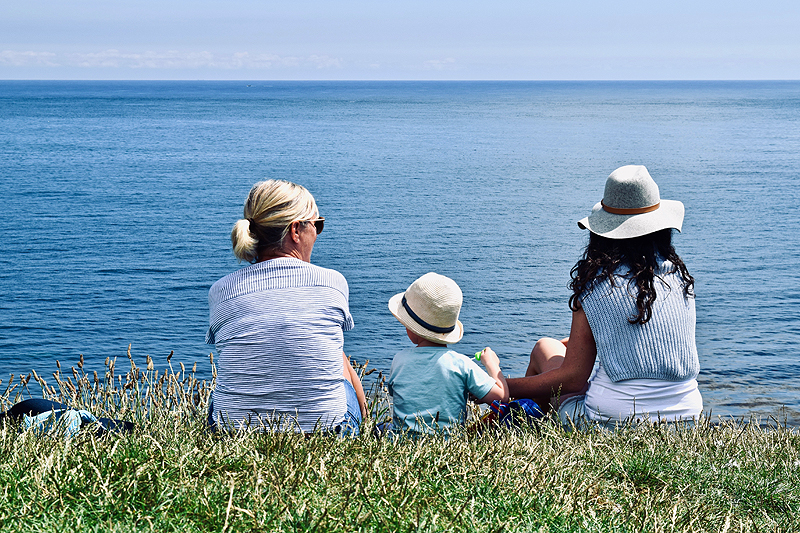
578, 199, 684, 239
388, 292, 464, 345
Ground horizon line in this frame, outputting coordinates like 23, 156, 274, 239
2, 78, 799, 82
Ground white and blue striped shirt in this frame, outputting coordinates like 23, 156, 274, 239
206, 257, 354, 431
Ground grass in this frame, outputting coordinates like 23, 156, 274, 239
0, 348, 799, 532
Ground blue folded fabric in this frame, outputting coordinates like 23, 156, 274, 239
23, 409, 100, 438
489, 399, 544, 427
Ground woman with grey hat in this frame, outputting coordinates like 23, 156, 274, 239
507, 165, 702, 427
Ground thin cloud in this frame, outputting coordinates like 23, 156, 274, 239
0, 51, 59, 67
0, 50, 344, 71
423, 58, 456, 70
307, 55, 342, 69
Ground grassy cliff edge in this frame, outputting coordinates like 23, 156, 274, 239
0, 350, 798, 532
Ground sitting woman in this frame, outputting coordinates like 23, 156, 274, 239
508, 165, 702, 426
206, 179, 366, 433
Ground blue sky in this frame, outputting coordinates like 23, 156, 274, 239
2, 0, 798, 80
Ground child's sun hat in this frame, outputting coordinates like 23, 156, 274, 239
388, 272, 464, 344
578, 165, 684, 239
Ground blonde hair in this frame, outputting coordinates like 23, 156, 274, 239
231, 180, 319, 263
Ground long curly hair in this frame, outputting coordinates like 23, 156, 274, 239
568, 229, 694, 324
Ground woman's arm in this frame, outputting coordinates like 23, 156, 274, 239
476, 347, 510, 404
507, 308, 597, 400
343, 352, 367, 418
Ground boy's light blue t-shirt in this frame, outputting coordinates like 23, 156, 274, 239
388, 346, 497, 434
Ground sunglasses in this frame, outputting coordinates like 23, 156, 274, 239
301, 217, 325, 234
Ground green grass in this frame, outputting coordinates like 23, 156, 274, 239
1, 348, 799, 532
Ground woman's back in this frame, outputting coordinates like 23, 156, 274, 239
581, 259, 699, 383
208, 258, 354, 430
581, 259, 702, 422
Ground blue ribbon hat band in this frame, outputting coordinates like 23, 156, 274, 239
401, 296, 455, 334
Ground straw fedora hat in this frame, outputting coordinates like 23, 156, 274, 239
578, 165, 684, 239
388, 272, 464, 345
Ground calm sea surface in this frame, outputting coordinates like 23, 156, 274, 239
1, 81, 799, 423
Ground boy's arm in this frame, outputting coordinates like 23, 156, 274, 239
476, 347, 509, 403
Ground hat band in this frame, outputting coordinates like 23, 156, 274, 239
601, 200, 661, 215
401, 296, 456, 334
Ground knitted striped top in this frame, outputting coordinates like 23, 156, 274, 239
580, 259, 699, 383
206, 257, 354, 431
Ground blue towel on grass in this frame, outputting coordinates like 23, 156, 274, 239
23, 409, 100, 438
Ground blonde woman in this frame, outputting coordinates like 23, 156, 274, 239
206, 180, 366, 433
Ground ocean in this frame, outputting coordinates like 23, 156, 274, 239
1, 80, 799, 423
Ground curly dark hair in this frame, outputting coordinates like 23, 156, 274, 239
568, 229, 694, 325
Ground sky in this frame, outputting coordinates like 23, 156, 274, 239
1, 0, 799, 80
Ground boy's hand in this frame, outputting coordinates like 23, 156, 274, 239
476, 347, 509, 404
478, 347, 500, 369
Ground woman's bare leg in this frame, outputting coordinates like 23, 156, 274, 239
523, 337, 569, 414
526, 337, 568, 376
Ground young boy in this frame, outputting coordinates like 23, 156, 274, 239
387, 272, 509, 434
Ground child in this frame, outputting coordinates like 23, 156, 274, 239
387, 272, 509, 434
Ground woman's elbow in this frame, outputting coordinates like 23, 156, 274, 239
558, 371, 592, 395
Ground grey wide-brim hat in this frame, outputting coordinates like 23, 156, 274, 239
578, 165, 684, 239
388, 272, 464, 345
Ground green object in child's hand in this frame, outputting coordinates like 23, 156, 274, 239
474, 351, 482, 361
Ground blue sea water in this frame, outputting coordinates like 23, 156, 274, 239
1, 80, 799, 423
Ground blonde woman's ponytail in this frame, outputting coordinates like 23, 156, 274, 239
231, 218, 258, 263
